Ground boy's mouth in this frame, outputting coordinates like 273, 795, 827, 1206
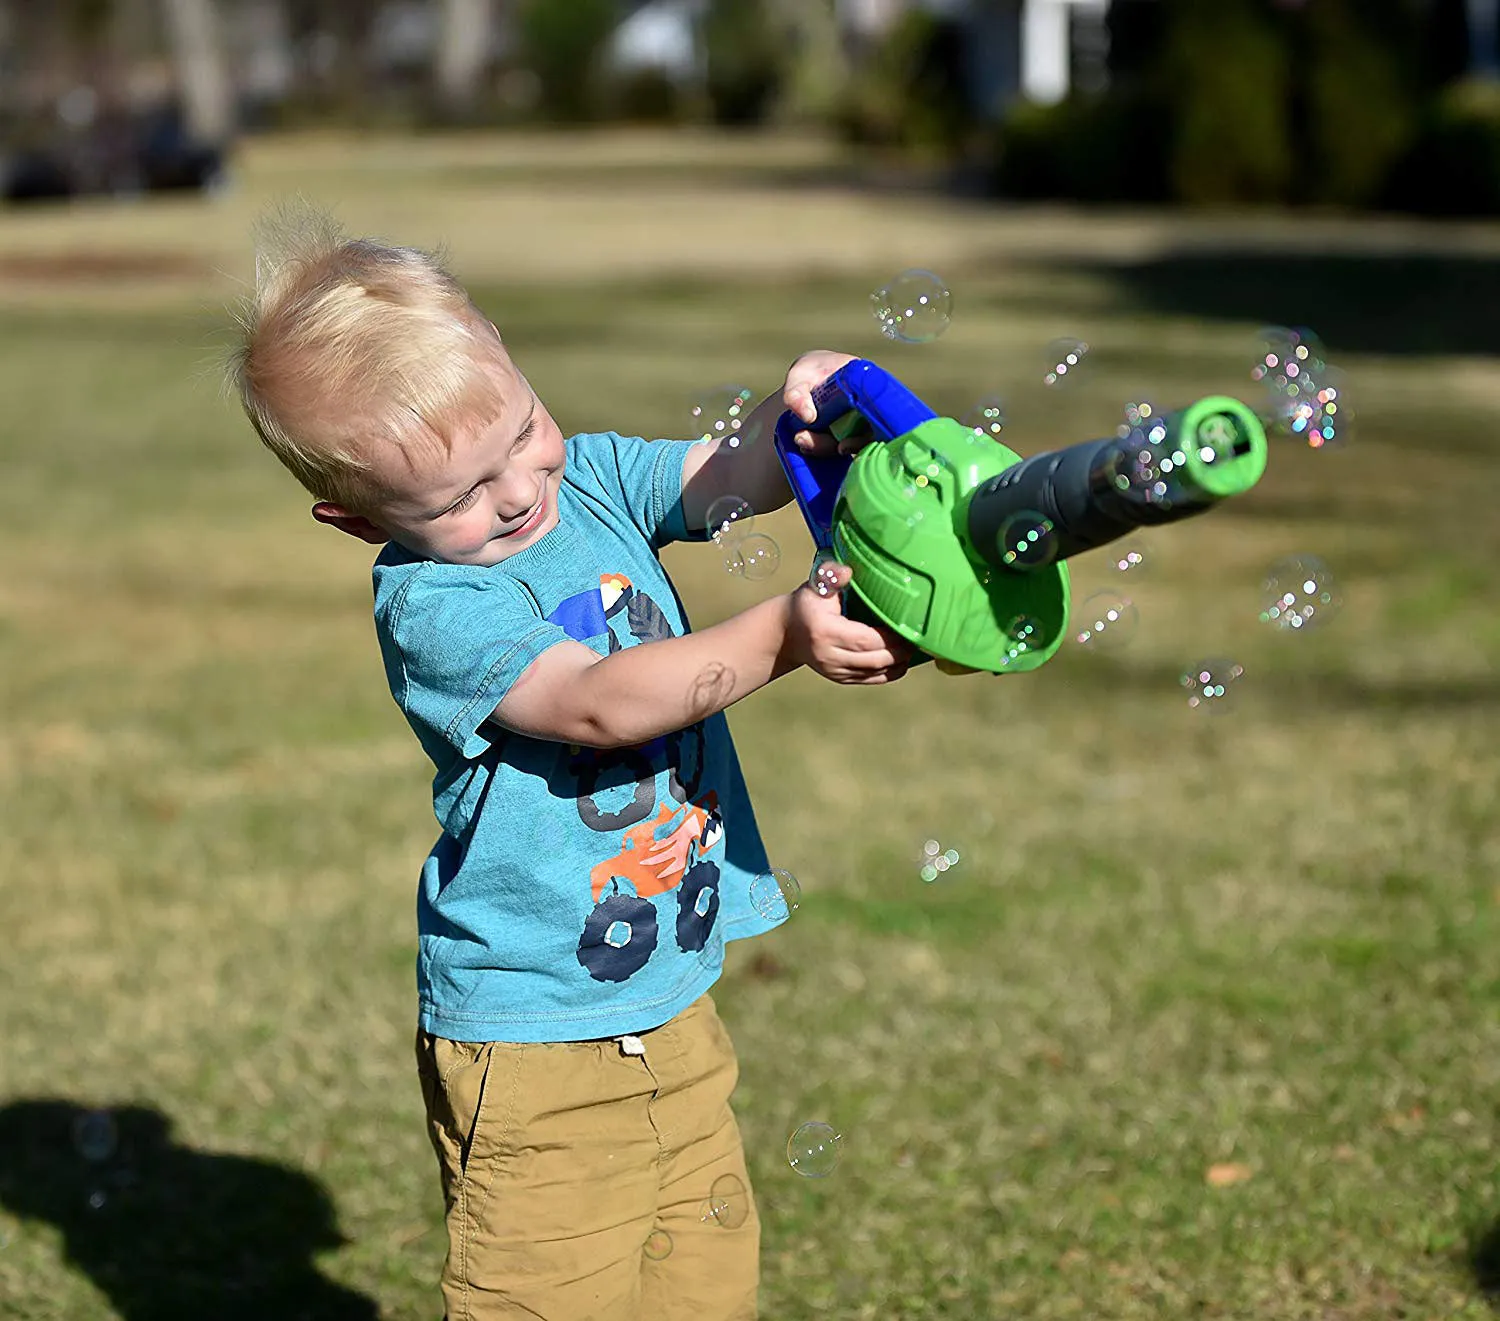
496, 491, 548, 540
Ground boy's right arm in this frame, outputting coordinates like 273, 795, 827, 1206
490, 565, 910, 749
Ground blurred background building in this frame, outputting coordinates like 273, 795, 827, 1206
3, 0, 1500, 212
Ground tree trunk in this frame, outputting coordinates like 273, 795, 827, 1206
434, 0, 494, 117
160, 0, 234, 142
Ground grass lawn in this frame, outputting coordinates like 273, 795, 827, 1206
0, 128, 1496, 1319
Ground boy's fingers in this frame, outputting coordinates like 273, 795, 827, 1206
795, 430, 839, 455
829, 619, 906, 654
832, 643, 901, 671
784, 385, 817, 424
807, 561, 851, 598
871, 625, 915, 660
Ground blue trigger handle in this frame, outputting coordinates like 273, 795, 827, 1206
772, 359, 939, 550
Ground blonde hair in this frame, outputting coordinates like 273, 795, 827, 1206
226, 205, 503, 509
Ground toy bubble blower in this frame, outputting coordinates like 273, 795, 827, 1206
773, 359, 1268, 674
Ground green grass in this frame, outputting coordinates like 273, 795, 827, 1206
0, 129, 1497, 1319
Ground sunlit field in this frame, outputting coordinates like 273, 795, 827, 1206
0, 128, 1497, 1320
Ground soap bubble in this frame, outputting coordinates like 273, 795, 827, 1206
702, 1173, 750, 1229
1109, 546, 1148, 576
1043, 337, 1090, 387
919, 837, 961, 883
1181, 659, 1245, 714
996, 511, 1057, 572
1073, 591, 1138, 652
749, 868, 801, 921
690, 385, 756, 446
87, 1190, 107, 1212
72, 1110, 117, 1163
644, 1228, 674, 1261
998, 614, 1043, 668
734, 533, 781, 581
788, 1122, 843, 1178
960, 396, 1006, 439
706, 495, 755, 544
1251, 326, 1350, 449
1117, 397, 1160, 437
1260, 554, 1342, 632
871, 269, 953, 343
697, 926, 725, 972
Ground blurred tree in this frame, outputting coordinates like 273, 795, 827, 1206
433, 0, 495, 120
160, 0, 234, 143
1162, 0, 1290, 205
515, 0, 618, 122
284, 0, 377, 119
1393, 75, 1500, 213
702, 0, 786, 126
835, 4, 969, 153
774, 0, 849, 124
1297, 0, 1422, 206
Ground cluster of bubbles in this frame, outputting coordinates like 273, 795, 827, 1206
1111, 399, 1190, 509
687, 1121, 843, 1253
704, 495, 781, 581
870, 269, 953, 344
1251, 326, 1349, 449
919, 838, 961, 883
672, 294, 1358, 1226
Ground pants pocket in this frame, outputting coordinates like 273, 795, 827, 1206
421, 1034, 519, 1183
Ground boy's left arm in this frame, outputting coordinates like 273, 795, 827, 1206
680, 350, 856, 536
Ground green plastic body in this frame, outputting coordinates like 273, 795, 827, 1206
830, 398, 1268, 674
831, 418, 1070, 674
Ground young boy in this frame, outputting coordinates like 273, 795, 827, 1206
227, 214, 911, 1321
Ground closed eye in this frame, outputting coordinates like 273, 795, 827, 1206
445, 486, 481, 515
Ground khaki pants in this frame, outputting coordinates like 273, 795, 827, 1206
416, 994, 759, 1321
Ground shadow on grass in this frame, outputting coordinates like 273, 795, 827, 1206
0, 1098, 378, 1321
1471, 1216, 1500, 1309
1060, 250, 1500, 359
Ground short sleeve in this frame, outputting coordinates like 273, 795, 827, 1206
375, 566, 573, 761
567, 432, 705, 548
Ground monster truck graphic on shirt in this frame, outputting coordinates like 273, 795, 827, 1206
545, 573, 724, 983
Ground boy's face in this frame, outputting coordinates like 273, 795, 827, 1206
315, 345, 567, 567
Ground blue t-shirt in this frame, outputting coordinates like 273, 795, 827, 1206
372, 432, 783, 1043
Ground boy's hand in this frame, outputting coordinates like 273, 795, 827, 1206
782, 350, 872, 458
783, 562, 912, 684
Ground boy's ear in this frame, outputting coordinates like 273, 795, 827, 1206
311, 501, 389, 545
